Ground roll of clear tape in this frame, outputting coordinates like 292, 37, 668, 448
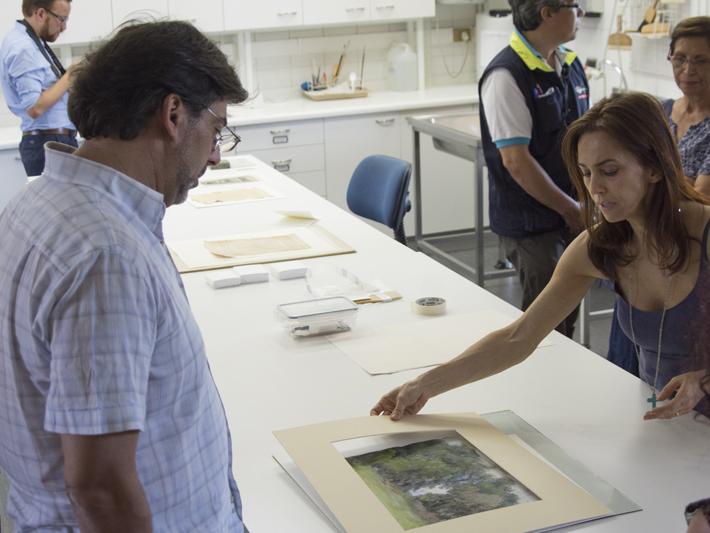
411, 297, 446, 316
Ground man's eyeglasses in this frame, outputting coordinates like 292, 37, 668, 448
667, 54, 710, 70
206, 107, 241, 154
558, 3, 582, 9
45, 8, 68, 25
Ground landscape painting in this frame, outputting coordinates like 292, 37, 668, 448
345, 434, 539, 530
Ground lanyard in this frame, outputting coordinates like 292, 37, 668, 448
18, 20, 65, 79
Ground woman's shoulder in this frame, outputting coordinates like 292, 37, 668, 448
563, 229, 608, 279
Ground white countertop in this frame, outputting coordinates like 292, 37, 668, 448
0, 85, 477, 150
227, 84, 477, 126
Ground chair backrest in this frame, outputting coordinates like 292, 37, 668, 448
346, 155, 412, 243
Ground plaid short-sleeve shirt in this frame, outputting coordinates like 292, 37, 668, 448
0, 144, 243, 532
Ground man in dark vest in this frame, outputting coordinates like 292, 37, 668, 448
478, 0, 589, 337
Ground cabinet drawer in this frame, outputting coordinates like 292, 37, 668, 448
288, 170, 326, 197
247, 144, 325, 174
234, 120, 323, 152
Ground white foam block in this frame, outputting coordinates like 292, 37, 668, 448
271, 261, 308, 280
205, 270, 242, 289
232, 264, 269, 284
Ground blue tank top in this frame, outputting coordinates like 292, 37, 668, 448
616, 218, 710, 411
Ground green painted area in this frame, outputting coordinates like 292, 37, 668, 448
352, 463, 427, 530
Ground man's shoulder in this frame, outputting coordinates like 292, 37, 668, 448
6, 179, 156, 272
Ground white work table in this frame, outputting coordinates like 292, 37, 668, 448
163, 156, 709, 533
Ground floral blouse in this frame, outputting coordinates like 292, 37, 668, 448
663, 99, 710, 179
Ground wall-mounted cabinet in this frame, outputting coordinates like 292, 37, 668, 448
224, 0, 303, 31
370, 0, 435, 21
169, 0, 225, 33
111, 0, 169, 26
58, 0, 113, 45
302, 0, 370, 26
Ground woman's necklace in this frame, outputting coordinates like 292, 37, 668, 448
627, 268, 675, 409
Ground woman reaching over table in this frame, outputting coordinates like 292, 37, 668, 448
664, 16, 710, 198
605, 16, 710, 391
371, 92, 710, 422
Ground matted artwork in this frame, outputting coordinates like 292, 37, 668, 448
327, 310, 556, 375
167, 225, 355, 273
274, 414, 610, 533
345, 433, 538, 530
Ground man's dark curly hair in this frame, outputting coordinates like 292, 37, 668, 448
68, 20, 248, 140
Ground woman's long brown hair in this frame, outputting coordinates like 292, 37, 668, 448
561, 92, 709, 280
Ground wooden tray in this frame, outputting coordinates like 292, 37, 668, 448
301, 88, 368, 101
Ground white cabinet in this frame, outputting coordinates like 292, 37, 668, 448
235, 119, 326, 196
324, 112, 401, 213
370, 0, 434, 21
58, 0, 113, 45
169, 0, 224, 32
111, 0, 169, 26
302, 0, 370, 26
0, 148, 29, 213
224, 0, 302, 31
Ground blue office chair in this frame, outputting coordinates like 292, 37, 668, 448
346, 155, 412, 245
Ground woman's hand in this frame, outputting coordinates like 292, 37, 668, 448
370, 379, 430, 421
643, 370, 706, 420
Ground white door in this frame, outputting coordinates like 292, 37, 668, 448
224, 0, 302, 31
370, 0, 434, 21
324, 113, 401, 214
169, 0, 224, 32
302, 0, 369, 26
111, 0, 168, 26
58, 0, 114, 45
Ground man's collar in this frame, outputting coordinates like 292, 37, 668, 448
43, 142, 166, 239
510, 29, 577, 72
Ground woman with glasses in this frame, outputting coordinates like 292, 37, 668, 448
664, 17, 710, 197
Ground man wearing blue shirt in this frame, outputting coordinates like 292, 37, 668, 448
0, 20, 249, 532
0, 0, 76, 177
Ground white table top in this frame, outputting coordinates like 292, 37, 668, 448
163, 156, 709, 533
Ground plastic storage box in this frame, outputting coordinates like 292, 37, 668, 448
276, 296, 358, 337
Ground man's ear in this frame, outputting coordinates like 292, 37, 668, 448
159, 93, 186, 142
539, 4, 555, 21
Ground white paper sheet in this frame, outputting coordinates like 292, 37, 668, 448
328, 309, 556, 375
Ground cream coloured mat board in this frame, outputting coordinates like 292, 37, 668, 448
274, 414, 610, 533
168, 225, 355, 273
188, 183, 284, 208
328, 309, 555, 375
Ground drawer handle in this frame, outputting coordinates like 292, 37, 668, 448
346, 7, 366, 13
277, 11, 298, 16
376, 4, 395, 10
375, 117, 396, 126
270, 129, 291, 135
272, 159, 292, 172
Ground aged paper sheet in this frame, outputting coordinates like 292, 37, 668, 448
167, 225, 355, 273
205, 233, 310, 257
